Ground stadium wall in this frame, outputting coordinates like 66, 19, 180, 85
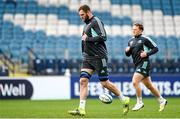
0, 75, 180, 100
0, 76, 71, 100
71, 75, 180, 98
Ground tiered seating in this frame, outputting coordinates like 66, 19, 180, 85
0, 0, 180, 75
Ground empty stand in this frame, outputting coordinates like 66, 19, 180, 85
0, 0, 180, 75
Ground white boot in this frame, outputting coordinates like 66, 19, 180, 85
159, 99, 167, 112
132, 102, 144, 111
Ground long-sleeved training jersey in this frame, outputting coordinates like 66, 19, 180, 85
125, 34, 158, 66
82, 16, 107, 60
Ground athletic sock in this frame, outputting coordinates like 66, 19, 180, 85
158, 96, 164, 104
79, 100, 86, 110
118, 93, 125, 101
137, 97, 143, 104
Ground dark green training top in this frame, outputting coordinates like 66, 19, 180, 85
82, 16, 107, 60
125, 34, 158, 66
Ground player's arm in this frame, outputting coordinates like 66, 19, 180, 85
144, 37, 159, 56
125, 41, 132, 57
85, 20, 107, 42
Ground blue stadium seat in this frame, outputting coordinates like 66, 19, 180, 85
156, 36, 167, 60
178, 38, 180, 57
27, 1, 37, 14
0, 41, 9, 54
2, 21, 13, 28
141, 0, 151, 10
0, 1, 4, 13
13, 26, 24, 40
151, 0, 162, 10
55, 36, 67, 59
172, 0, 180, 15
131, 0, 140, 5
20, 47, 29, 64
11, 50, 21, 62
15, 2, 26, 13
111, 0, 121, 4
57, 59, 67, 75
44, 49, 56, 60
68, 11, 80, 24
111, 36, 124, 60
0, 29, 2, 39
173, 58, 180, 73
122, 0, 131, 4
67, 36, 81, 60
68, 59, 81, 74
112, 17, 122, 25
32, 43, 44, 59
35, 31, 47, 40
2, 21, 14, 40
101, 12, 111, 25
9, 42, 21, 62
166, 36, 178, 60
162, 0, 172, 15
5, 2, 15, 13
37, 5, 47, 14
25, 30, 36, 39
33, 58, 45, 75
58, 6, 69, 19
48, 6, 58, 14
106, 36, 113, 60
45, 58, 56, 75
122, 16, 132, 25
23, 38, 33, 46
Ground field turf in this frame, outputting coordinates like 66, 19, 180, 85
0, 98, 179, 118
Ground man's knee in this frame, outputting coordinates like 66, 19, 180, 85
98, 74, 109, 88
145, 84, 153, 90
132, 79, 140, 87
132, 74, 143, 87
80, 78, 88, 86
100, 80, 109, 88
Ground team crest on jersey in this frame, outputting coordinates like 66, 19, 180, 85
130, 41, 133, 46
101, 70, 105, 73
138, 40, 142, 44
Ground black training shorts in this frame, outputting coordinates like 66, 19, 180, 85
135, 60, 150, 77
82, 58, 109, 81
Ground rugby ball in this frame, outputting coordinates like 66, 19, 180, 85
99, 93, 113, 104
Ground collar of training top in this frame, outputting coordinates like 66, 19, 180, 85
85, 16, 94, 24
135, 34, 142, 38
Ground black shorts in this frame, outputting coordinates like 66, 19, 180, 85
82, 58, 109, 81
135, 61, 150, 77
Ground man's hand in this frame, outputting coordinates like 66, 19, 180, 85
140, 51, 147, 58
82, 34, 88, 41
125, 46, 131, 52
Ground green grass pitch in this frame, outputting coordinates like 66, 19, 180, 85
0, 98, 179, 118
